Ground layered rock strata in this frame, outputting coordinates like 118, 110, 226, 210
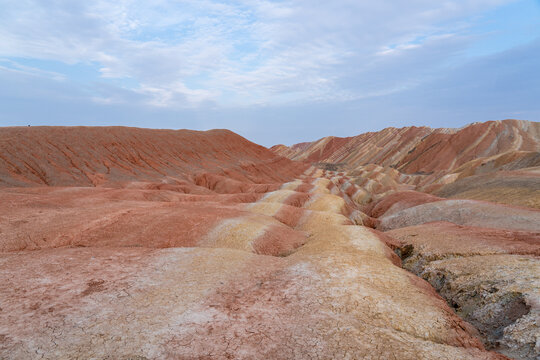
2, 124, 539, 359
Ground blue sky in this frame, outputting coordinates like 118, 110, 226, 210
0, 0, 539, 146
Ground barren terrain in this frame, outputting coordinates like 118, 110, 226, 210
1, 121, 539, 359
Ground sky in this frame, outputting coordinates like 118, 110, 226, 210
0, 0, 539, 146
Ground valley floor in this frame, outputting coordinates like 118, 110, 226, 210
1, 166, 538, 359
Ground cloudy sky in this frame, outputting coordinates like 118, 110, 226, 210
1, 0, 539, 146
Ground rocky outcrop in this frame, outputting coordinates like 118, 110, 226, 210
386, 222, 540, 359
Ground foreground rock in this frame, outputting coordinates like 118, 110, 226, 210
386, 222, 540, 359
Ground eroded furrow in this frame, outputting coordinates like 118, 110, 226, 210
0, 166, 512, 359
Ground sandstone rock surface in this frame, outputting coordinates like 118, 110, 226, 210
0, 126, 301, 187
273, 120, 540, 359
386, 222, 540, 359
272, 120, 539, 174
272, 120, 540, 198
2, 123, 539, 359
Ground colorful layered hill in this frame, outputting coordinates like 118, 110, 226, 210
271, 120, 539, 173
1, 124, 539, 359
272, 119, 540, 208
269, 119, 540, 359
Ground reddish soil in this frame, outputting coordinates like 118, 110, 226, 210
2, 122, 538, 359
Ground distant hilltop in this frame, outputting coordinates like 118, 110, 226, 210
271, 119, 539, 174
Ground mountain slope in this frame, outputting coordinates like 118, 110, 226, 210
271, 120, 540, 174
0, 126, 303, 188
1, 124, 538, 359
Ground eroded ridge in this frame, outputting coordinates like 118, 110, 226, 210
0, 165, 508, 359
366, 190, 539, 360
272, 120, 540, 360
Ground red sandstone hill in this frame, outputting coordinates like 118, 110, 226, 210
272, 120, 540, 208
0, 126, 305, 188
271, 119, 540, 174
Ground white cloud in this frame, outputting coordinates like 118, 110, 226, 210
0, 58, 66, 81
0, 0, 519, 108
